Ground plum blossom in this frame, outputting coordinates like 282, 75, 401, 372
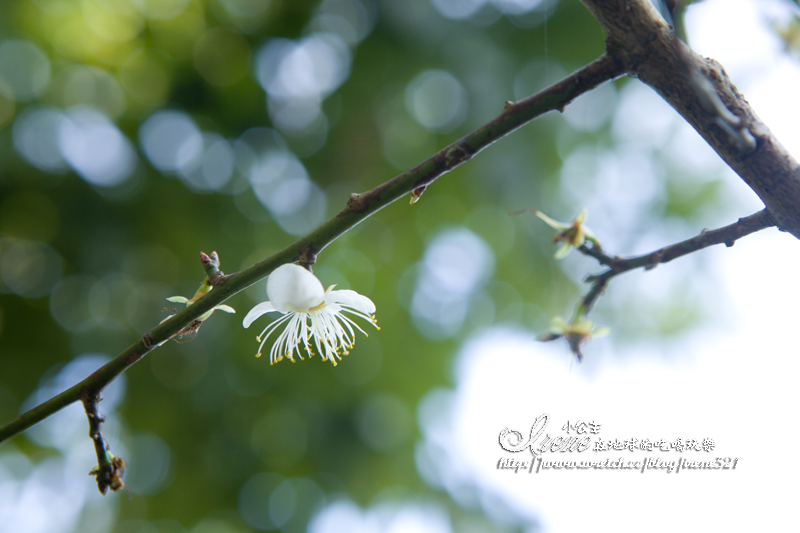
243, 263, 379, 366
535, 208, 599, 259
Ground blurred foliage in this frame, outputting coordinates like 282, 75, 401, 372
0, 0, 744, 532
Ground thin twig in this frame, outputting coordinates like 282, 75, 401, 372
578, 209, 776, 313
0, 54, 625, 445
82, 391, 127, 496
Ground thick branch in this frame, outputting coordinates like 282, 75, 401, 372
0, 54, 625, 445
579, 209, 776, 313
580, 0, 800, 239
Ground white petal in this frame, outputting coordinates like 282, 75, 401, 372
166, 296, 189, 304
326, 289, 376, 314
243, 301, 276, 328
535, 210, 569, 230
554, 242, 572, 259
593, 327, 611, 338
214, 305, 236, 314
266, 264, 325, 313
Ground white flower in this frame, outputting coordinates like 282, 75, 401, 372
243, 263, 379, 366
535, 208, 599, 259
537, 315, 609, 362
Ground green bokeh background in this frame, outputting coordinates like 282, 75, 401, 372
0, 0, 750, 531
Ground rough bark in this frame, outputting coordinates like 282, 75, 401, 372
581, 0, 800, 239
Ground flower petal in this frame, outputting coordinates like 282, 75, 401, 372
267, 264, 325, 313
572, 318, 595, 334
593, 327, 611, 338
243, 301, 276, 328
214, 305, 236, 314
325, 289, 376, 315
554, 242, 572, 259
583, 226, 598, 241
535, 210, 570, 230
166, 296, 190, 304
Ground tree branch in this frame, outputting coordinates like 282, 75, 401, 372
578, 209, 776, 313
0, 54, 625, 445
82, 391, 127, 495
580, 0, 800, 239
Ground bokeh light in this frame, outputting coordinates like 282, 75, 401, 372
255, 33, 351, 132
0, 239, 63, 299
405, 70, 469, 133
0, 40, 51, 102
309, 499, 454, 533
139, 110, 203, 174
411, 227, 495, 339
53, 66, 127, 119
13, 106, 70, 173
58, 106, 137, 187
193, 28, 251, 87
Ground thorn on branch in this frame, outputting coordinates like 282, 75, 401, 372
410, 185, 426, 205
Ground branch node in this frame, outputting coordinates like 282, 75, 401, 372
208, 272, 228, 287
141, 334, 155, 348
298, 242, 318, 270
339, 192, 369, 216
445, 142, 471, 168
